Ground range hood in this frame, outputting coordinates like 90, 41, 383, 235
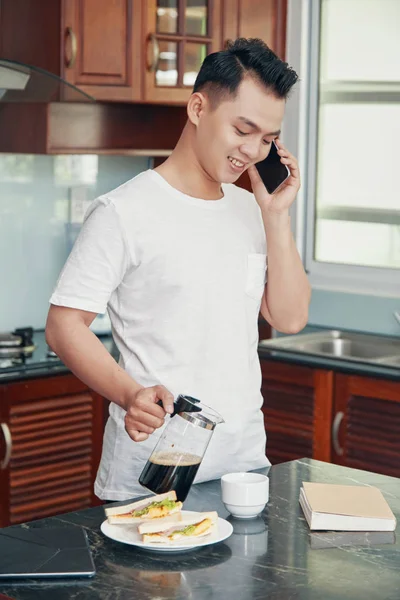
0, 58, 94, 103
0, 59, 186, 155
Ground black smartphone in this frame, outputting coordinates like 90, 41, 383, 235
255, 140, 290, 194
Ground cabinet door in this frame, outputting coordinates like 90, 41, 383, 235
143, 0, 222, 104
0, 375, 105, 527
221, 0, 287, 58
261, 359, 333, 464
333, 373, 400, 478
0, 386, 11, 527
62, 0, 142, 101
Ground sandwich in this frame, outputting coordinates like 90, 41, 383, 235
138, 511, 218, 544
105, 491, 183, 524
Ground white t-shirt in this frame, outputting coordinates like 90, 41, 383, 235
50, 169, 270, 500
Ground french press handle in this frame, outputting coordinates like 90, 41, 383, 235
156, 394, 202, 418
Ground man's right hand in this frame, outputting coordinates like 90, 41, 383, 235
124, 385, 175, 442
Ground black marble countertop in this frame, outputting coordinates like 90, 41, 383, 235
1, 458, 400, 600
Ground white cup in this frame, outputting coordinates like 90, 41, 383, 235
221, 472, 269, 519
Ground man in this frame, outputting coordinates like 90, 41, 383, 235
46, 38, 311, 501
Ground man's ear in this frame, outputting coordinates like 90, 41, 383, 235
187, 92, 207, 126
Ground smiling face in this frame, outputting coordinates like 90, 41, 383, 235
190, 76, 286, 184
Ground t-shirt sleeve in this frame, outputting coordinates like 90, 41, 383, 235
49, 197, 132, 314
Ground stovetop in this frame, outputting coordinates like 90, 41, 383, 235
0, 329, 117, 381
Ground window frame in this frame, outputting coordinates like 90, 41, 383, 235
285, 0, 400, 299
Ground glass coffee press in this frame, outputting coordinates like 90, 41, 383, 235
139, 394, 224, 501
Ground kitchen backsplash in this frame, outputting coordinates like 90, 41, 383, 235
1, 154, 398, 338
0, 153, 150, 332
308, 289, 400, 338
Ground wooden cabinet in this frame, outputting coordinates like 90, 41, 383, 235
0, 0, 286, 105
0, 374, 105, 527
62, 0, 142, 102
143, 0, 222, 104
221, 0, 287, 59
0, 0, 222, 105
260, 359, 333, 465
260, 357, 400, 479
0, 0, 288, 153
0, 0, 141, 103
332, 373, 400, 478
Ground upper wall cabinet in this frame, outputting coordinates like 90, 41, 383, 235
0, 0, 142, 102
143, 0, 221, 104
0, 0, 286, 106
0, 0, 221, 105
222, 0, 287, 59
62, 0, 142, 102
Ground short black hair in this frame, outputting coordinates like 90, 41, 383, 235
193, 38, 298, 106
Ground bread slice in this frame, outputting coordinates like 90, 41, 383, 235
105, 491, 183, 524
139, 511, 218, 544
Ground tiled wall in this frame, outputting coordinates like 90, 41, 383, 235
0, 154, 150, 332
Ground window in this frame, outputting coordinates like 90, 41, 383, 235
286, 0, 400, 296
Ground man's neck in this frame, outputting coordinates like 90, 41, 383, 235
154, 126, 223, 201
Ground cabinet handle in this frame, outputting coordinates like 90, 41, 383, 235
332, 411, 344, 456
147, 34, 160, 72
0, 423, 12, 470
65, 26, 77, 68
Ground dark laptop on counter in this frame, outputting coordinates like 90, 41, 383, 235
0, 526, 95, 579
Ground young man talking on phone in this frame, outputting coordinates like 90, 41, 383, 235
46, 38, 311, 501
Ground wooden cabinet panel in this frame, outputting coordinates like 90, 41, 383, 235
0, 374, 105, 527
0, 386, 9, 526
62, 0, 142, 101
221, 0, 287, 59
333, 374, 400, 478
261, 360, 333, 465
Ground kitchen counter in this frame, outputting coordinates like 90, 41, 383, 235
258, 345, 400, 381
1, 328, 398, 384
1, 458, 400, 600
0, 330, 119, 383
258, 324, 400, 382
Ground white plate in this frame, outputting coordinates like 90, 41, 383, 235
100, 511, 233, 553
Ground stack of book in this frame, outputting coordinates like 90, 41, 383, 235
299, 482, 396, 532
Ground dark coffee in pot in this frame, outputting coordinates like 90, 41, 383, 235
139, 451, 202, 502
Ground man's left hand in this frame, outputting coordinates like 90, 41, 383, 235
247, 139, 301, 215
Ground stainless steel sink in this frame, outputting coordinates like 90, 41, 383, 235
376, 355, 400, 367
259, 330, 400, 367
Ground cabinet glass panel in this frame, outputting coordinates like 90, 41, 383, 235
156, 0, 178, 34
156, 40, 178, 86
185, 1, 208, 36
183, 43, 207, 86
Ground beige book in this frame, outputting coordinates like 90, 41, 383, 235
299, 482, 396, 532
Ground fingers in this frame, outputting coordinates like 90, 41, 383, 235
247, 165, 272, 200
126, 399, 164, 429
153, 384, 175, 415
275, 140, 300, 178
126, 427, 149, 443
125, 384, 175, 442
125, 413, 156, 443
